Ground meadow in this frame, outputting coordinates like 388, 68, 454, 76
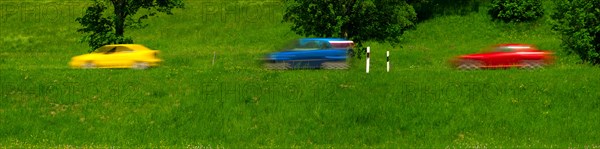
1, 0, 599, 147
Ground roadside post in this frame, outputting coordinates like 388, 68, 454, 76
387, 51, 390, 72
366, 47, 370, 73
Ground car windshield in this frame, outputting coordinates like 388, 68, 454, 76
495, 47, 514, 52
93, 46, 117, 54
93, 46, 135, 54
282, 40, 330, 51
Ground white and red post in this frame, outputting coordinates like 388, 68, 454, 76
366, 47, 370, 73
386, 51, 390, 72
366, 47, 391, 73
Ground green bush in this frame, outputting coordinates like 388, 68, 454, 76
488, 0, 544, 22
551, 0, 600, 64
408, 0, 483, 21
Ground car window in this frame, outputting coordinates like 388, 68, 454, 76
104, 47, 118, 54
301, 41, 320, 48
281, 40, 339, 51
495, 47, 513, 52
292, 41, 322, 51
115, 46, 134, 53
496, 46, 532, 52
93, 46, 114, 53
319, 42, 332, 49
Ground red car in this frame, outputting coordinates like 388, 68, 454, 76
452, 44, 554, 70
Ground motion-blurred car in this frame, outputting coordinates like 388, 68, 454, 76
264, 38, 354, 69
452, 44, 554, 70
69, 44, 162, 69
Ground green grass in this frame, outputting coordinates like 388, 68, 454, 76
1, 0, 600, 148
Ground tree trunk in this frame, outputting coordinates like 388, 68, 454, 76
112, 0, 127, 40
341, 0, 356, 39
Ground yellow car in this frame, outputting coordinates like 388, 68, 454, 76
69, 44, 162, 69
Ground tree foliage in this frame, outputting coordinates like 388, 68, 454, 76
488, 0, 544, 22
76, 0, 184, 52
408, 0, 483, 21
283, 0, 417, 58
551, 0, 600, 64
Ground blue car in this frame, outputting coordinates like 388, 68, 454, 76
264, 38, 354, 69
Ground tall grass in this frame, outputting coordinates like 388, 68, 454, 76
1, 0, 599, 147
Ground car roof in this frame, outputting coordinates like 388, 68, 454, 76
496, 44, 535, 48
102, 44, 151, 50
495, 44, 537, 50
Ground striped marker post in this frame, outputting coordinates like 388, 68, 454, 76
386, 51, 390, 72
366, 47, 370, 73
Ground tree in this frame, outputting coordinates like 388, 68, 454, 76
76, 0, 184, 52
551, 0, 600, 64
488, 0, 544, 22
283, 0, 417, 58
408, 0, 482, 21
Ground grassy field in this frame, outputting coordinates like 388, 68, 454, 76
1, 0, 600, 148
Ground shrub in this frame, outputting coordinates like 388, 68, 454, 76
551, 0, 600, 64
488, 0, 544, 22
408, 0, 482, 21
